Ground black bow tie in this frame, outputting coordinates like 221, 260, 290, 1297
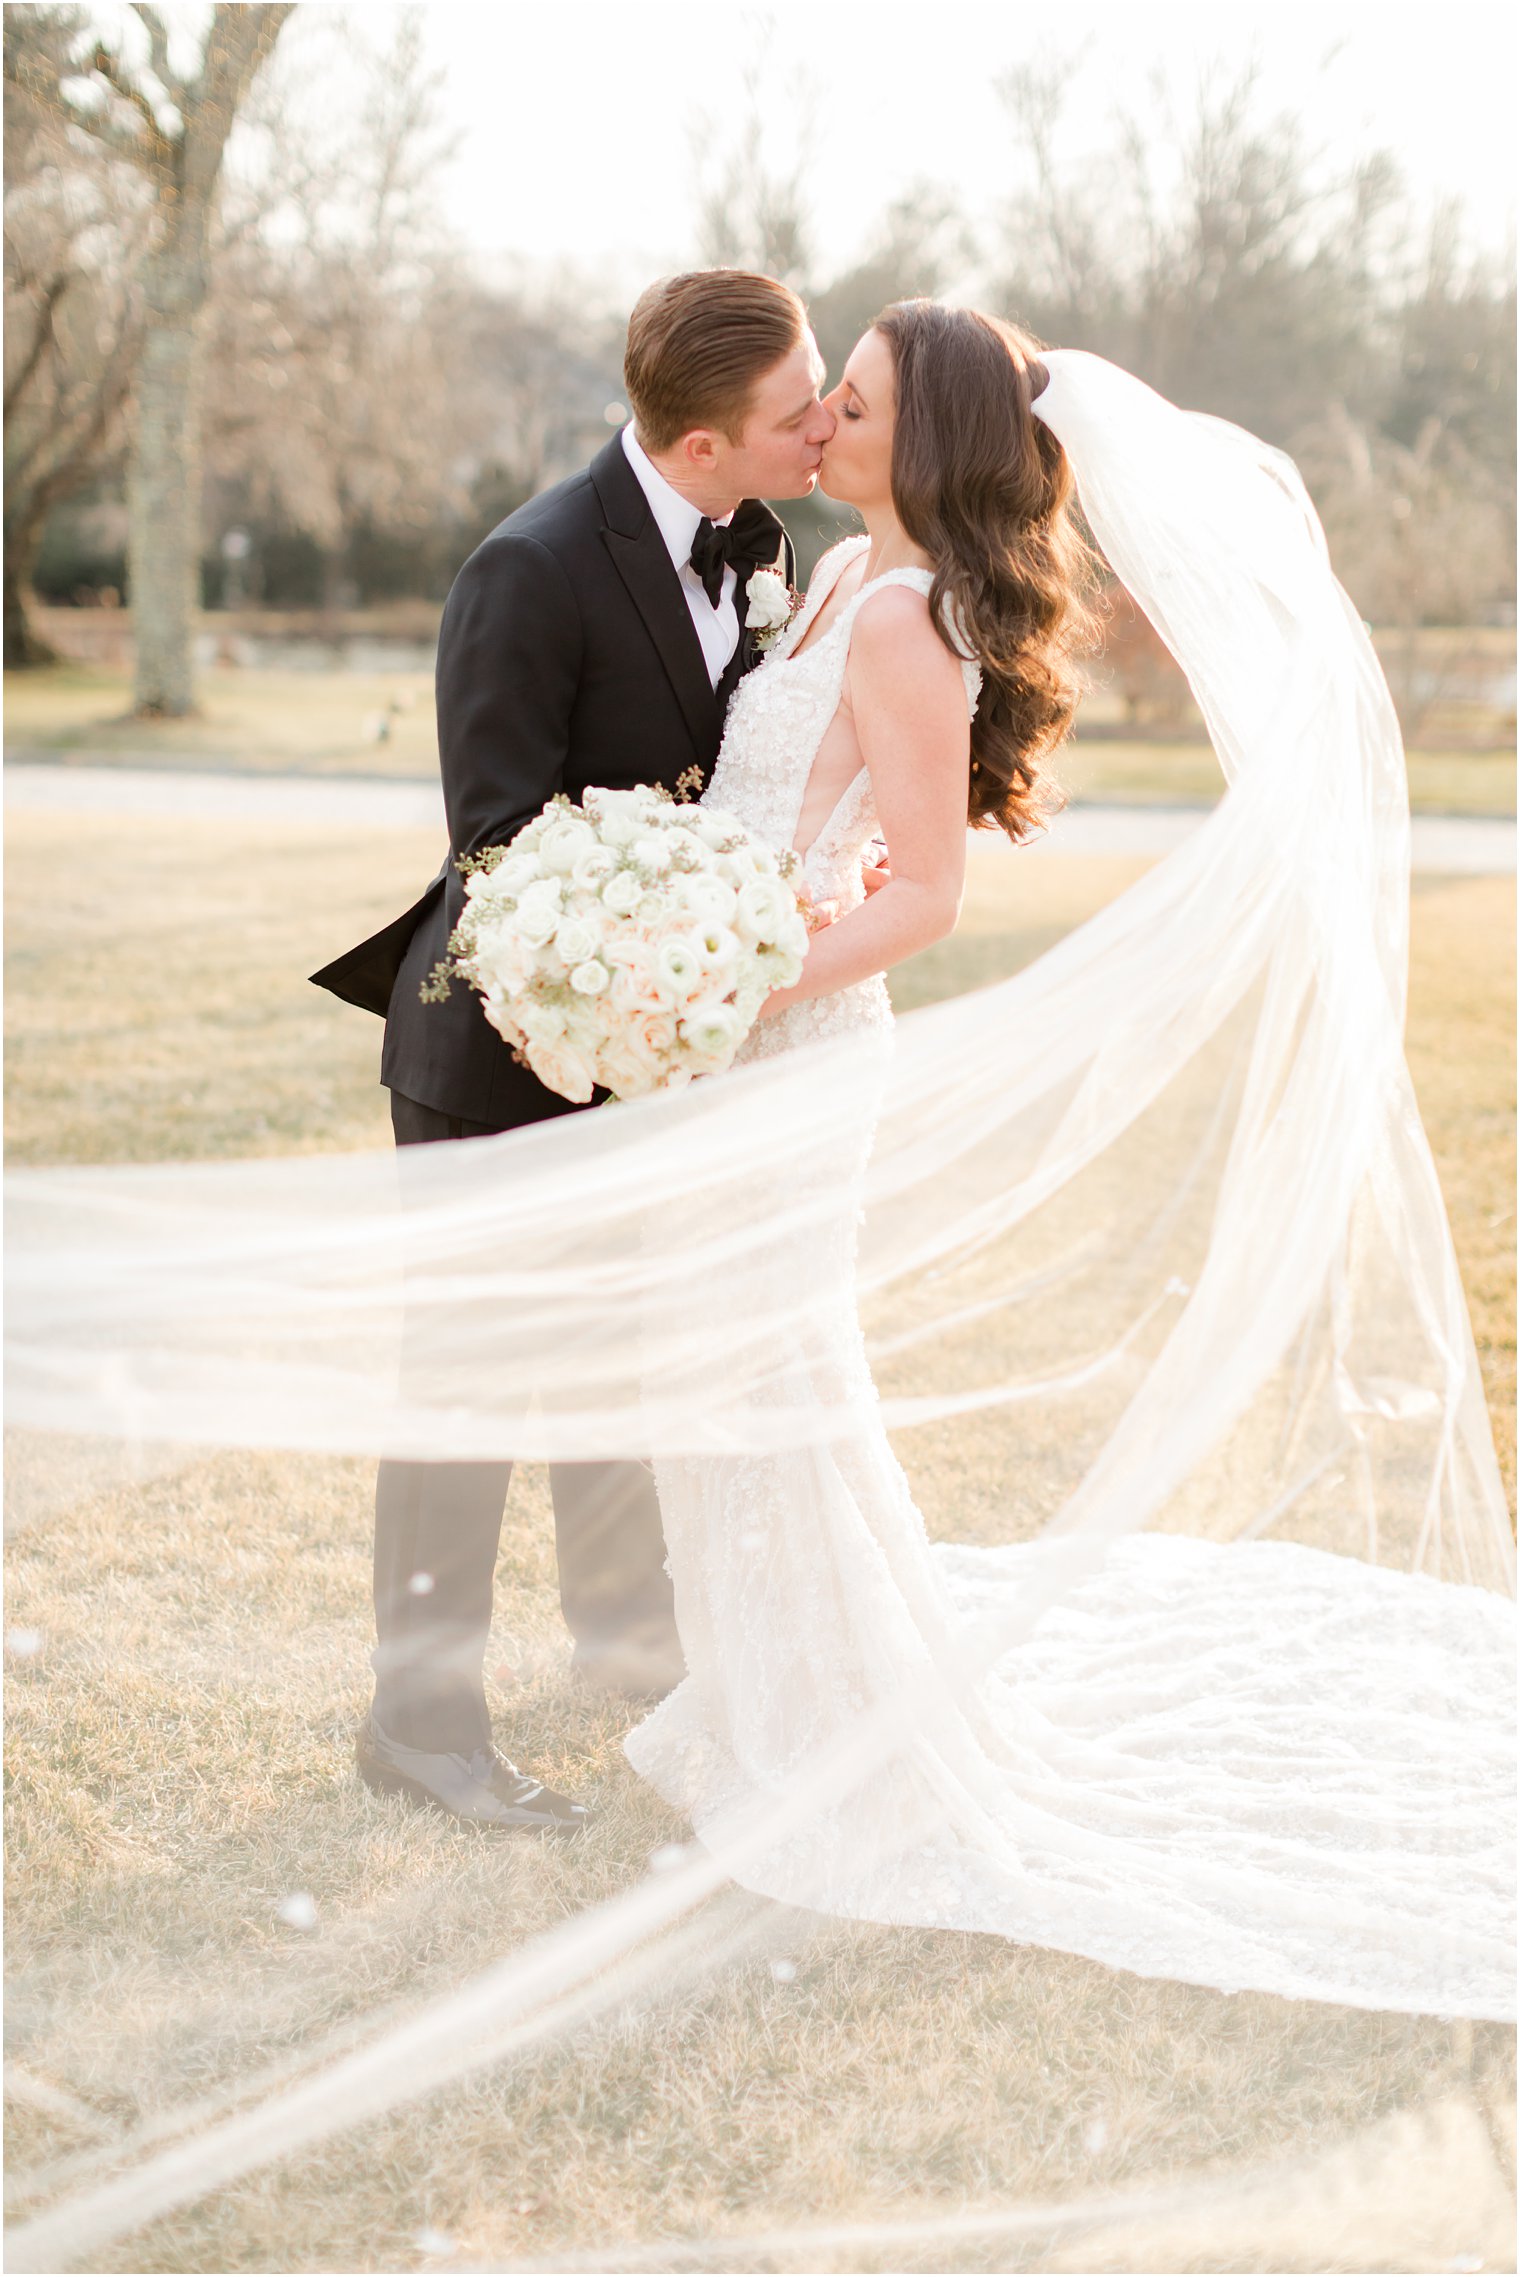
687, 499, 780, 609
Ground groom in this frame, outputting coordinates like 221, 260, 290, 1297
312, 269, 835, 1829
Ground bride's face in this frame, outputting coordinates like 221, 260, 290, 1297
818, 329, 896, 510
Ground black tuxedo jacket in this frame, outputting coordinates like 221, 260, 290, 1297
310, 432, 794, 1128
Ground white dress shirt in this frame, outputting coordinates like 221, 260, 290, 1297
621, 424, 740, 690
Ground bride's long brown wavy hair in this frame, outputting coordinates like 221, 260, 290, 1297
873, 301, 1098, 840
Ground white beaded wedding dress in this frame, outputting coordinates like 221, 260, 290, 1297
625, 533, 1515, 2020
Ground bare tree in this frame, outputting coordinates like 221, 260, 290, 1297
690, 47, 816, 290
992, 57, 1400, 440
55, 1, 292, 713
987, 55, 1514, 650
201, 8, 472, 613
1295, 403, 1512, 730
3, 4, 147, 662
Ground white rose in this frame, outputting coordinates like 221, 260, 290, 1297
601, 871, 644, 918
735, 875, 790, 946
480, 998, 527, 1051
516, 873, 562, 907
632, 835, 674, 873
598, 808, 641, 848
512, 898, 560, 950
597, 1050, 649, 1101
660, 826, 704, 865
475, 933, 536, 994
519, 1001, 568, 1044
495, 852, 542, 891
554, 916, 602, 967
568, 958, 611, 997
745, 566, 792, 632
526, 1035, 596, 1104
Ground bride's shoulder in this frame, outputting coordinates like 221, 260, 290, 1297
848, 579, 966, 703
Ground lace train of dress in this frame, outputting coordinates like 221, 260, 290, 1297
623, 539, 1514, 2020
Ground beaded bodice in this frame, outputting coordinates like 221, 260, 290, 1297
704, 537, 981, 1065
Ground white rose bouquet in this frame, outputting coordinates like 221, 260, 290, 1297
422, 775, 811, 1102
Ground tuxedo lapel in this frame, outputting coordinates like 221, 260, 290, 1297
592, 433, 721, 761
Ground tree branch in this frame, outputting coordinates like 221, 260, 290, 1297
181, 4, 295, 203
131, 2, 186, 105
3, 270, 73, 421
78, 44, 176, 175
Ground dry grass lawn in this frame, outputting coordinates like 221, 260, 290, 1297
6, 659, 1514, 814
4, 815, 1514, 2273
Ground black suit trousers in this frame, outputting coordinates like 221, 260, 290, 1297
371, 1091, 683, 1753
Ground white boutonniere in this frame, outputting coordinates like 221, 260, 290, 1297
746, 565, 802, 652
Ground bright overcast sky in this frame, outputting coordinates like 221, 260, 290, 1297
397, 0, 1517, 290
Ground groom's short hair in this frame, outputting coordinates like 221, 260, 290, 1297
624, 270, 808, 453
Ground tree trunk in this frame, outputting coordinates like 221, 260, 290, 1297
3, 497, 60, 666
120, 3, 294, 718
129, 223, 207, 716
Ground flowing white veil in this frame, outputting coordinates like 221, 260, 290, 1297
4, 350, 1513, 2268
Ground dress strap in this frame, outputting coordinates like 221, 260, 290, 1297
841, 567, 982, 720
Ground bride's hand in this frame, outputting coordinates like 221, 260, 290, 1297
755, 983, 800, 1022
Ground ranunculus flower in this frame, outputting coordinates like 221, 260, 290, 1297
692, 921, 740, 973
539, 819, 596, 874
690, 810, 743, 850
735, 876, 788, 945
572, 845, 618, 890
656, 937, 704, 997
679, 996, 745, 1058
673, 872, 738, 925
632, 835, 674, 873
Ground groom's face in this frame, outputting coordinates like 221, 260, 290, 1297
712, 332, 835, 503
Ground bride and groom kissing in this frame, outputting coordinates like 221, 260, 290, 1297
313, 265, 1081, 1836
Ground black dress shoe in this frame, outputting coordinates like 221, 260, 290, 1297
355, 1715, 588, 1834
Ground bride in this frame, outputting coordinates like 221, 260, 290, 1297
620, 301, 1515, 2018
9, 303, 1512, 2026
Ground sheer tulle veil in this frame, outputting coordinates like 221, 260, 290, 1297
3, 348, 1513, 2266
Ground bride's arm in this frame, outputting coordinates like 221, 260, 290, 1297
759, 586, 970, 1015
